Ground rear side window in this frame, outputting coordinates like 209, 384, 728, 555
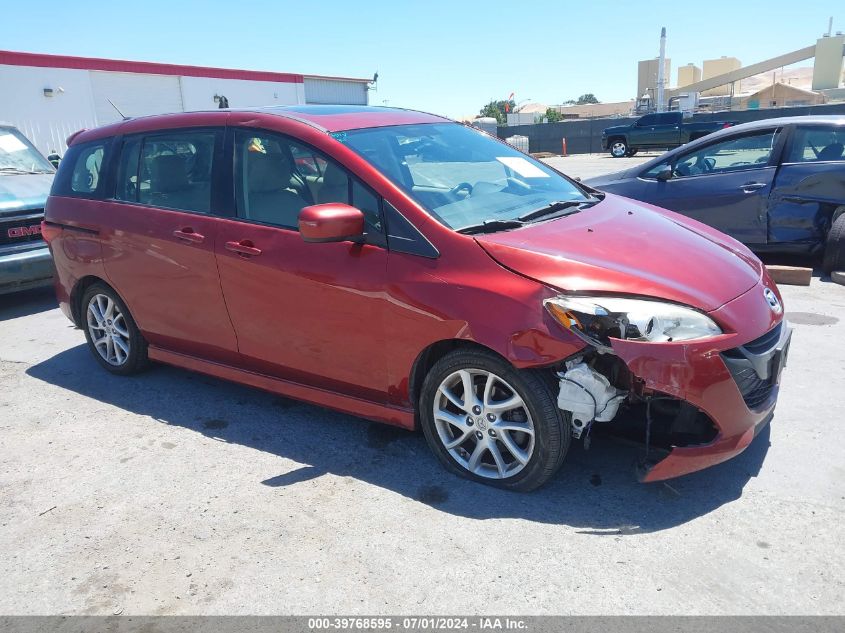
786, 126, 845, 163
115, 130, 219, 213
51, 139, 112, 198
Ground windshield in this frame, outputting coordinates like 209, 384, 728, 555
0, 128, 55, 173
340, 123, 590, 230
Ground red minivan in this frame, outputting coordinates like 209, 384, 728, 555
44, 106, 791, 491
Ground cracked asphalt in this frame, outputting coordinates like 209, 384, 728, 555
0, 156, 843, 615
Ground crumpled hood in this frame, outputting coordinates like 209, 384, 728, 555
475, 194, 763, 312
0, 173, 53, 216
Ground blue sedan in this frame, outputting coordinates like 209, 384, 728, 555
585, 115, 845, 273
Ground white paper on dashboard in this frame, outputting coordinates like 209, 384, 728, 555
0, 134, 28, 153
496, 156, 550, 178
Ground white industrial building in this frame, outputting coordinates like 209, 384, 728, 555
0, 50, 372, 154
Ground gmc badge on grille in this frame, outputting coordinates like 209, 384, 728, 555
7, 225, 41, 238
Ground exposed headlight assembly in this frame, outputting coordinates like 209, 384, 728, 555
544, 296, 722, 349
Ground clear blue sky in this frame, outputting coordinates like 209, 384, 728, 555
2, 1, 839, 118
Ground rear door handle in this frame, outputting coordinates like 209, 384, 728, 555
741, 182, 767, 193
225, 240, 262, 257
173, 228, 205, 243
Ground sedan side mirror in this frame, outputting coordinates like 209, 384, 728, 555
655, 166, 674, 181
299, 203, 365, 243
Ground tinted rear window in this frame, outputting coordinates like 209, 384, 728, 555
52, 138, 113, 199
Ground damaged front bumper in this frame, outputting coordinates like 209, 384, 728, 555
556, 283, 792, 482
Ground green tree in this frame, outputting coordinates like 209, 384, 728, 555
543, 107, 563, 123
576, 93, 599, 104
479, 99, 516, 125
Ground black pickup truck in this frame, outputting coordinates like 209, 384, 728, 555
602, 112, 736, 157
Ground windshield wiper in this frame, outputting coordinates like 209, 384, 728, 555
517, 197, 599, 223
456, 196, 603, 235
456, 218, 525, 235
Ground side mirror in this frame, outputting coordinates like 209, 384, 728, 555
299, 203, 365, 243
655, 166, 674, 181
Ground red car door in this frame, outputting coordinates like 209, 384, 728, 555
102, 128, 239, 363
215, 129, 389, 402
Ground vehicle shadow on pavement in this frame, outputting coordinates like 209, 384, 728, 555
0, 287, 57, 322
27, 344, 771, 534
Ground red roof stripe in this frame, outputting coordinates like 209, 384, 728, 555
0, 50, 367, 85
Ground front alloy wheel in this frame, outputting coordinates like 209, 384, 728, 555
420, 349, 569, 491
610, 141, 628, 158
434, 369, 535, 479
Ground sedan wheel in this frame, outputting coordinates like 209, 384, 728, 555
420, 349, 569, 491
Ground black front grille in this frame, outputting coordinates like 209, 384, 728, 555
721, 323, 783, 410
724, 363, 774, 409
0, 210, 44, 247
743, 322, 782, 354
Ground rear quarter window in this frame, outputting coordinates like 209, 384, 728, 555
51, 139, 113, 198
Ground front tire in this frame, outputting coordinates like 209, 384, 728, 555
610, 138, 629, 158
822, 209, 845, 274
610, 140, 628, 158
81, 283, 149, 375
419, 349, 569, 492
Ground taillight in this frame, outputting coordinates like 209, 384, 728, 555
722, 122, 733, 129
41, 220, 61, 243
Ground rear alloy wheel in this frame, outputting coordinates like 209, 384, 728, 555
822, 209, 845, 274
81, 283, 148, 375
610, 140, 628, 158
420, 349, 569, 491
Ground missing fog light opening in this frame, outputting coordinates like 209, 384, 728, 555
556, 358, 719, 465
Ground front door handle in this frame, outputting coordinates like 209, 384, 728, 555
173, 227, 205, 243
225, 240, 262, 257
741, 182, 767, 193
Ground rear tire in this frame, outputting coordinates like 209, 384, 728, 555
610, 140, 628, 158
81, 283, 149, 375
822, 210, 845, 274
419, 349, 569, 492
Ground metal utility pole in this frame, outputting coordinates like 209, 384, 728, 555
656, 27, 667, 112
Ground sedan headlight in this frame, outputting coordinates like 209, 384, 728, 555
544, 296, 722, 348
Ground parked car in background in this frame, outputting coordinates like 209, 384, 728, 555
587, 116, 845, 272
0, 124, 56, 295
45, 106, 789, 490
602, 112, 736, 157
